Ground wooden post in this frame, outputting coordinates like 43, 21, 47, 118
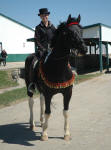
105, 42, 109, 72
99, 24, 103, 72
35, 43, 37, 53
89, 45, 91, 55
99, 41, 103, 72
94, 45, 96, 55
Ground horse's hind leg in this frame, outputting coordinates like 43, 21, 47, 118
63, 86, 72, 141
40, 93, 45, 127
28, 96, 35, 130
25, 55, 35, 130
26, 81, 35, 130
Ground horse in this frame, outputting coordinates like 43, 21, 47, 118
25, 14, 87, 141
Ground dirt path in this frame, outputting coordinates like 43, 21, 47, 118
0, 78, 25, 94
0, 73, 111, 150
0, 62, 25, 70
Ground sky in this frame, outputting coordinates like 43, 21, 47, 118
0, 0, 111, 29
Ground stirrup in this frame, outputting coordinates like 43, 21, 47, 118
33, 60, 38, 69
28, 83, 35, 94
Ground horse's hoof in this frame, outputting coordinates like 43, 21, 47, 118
40, 122, 44, 127
41, 135, 48, 141
30, 125, 35, 131
64, 135, 71, 141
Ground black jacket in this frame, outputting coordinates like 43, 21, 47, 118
1, 50, 7, 58
34, 21, 56, 52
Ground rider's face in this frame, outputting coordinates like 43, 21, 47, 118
40, 14, 49, 23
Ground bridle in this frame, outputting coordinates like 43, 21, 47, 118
49, 22, 79, 61
52, 22, 79, 61
67, 22, 79, 26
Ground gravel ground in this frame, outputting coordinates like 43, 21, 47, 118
0, 73, 111, 150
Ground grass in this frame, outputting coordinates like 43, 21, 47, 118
0, 87, 27, 107
0, 70, 18, 89
75, 73, 102, 84
0, 72, 102, 108
0, 87, 39, 108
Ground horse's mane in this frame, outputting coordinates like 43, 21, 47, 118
51, 18, 82, 48
51, 22, 67, 48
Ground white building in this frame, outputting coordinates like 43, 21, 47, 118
0, 13, 34, 62
83, 23, 111, 55
83, 23, 111, 72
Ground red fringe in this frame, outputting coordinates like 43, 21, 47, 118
39, 61, 75, 89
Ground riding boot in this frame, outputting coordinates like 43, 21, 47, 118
28, 51, 47, 93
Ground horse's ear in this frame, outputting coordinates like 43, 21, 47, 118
67, 14, 71, 21
77, 14, 81, 23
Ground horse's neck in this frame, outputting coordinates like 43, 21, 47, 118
52, 46, 70, 59
48, 48, 69, 68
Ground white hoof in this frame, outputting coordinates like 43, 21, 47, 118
40, 122, 44, 127
30, 122, 35, 131
30, 125, 35, 131
41, 135, 48, 141
64, 135, 71, 141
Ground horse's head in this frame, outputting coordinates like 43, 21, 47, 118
51, 14, 87, 55
66, 14, 87, 54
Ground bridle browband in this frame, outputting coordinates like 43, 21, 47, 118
67, 22, 79, 26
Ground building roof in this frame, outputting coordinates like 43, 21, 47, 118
0, 13, 34, 31
83, 23, 111, 29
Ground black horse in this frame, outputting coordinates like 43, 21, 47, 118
25, 14, 87, 141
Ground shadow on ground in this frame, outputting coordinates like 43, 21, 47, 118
0, 123, 41, 146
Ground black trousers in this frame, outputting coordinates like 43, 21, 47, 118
29, 50, 48, 83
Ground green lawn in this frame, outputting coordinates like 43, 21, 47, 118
0, 70, 18, 89
0, 87, 27, 106
0, 87, 39, 108
75, 73, 102, 84
0, 72, 102, 108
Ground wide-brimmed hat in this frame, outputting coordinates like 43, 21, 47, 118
38, 8, 50, 16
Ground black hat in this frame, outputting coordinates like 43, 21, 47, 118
38, 8, 50, 16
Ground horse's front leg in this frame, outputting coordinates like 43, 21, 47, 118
63, 110, 71, 141
41, 114, 50, 141
40, 93, 45, 126
63, 87, 72, 141
41, 95, 52, 141
28, 96, 35, 130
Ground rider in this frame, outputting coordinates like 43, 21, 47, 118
28, 8, 56, 93
1, 49, 7, 58
1, 49, 7, 65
